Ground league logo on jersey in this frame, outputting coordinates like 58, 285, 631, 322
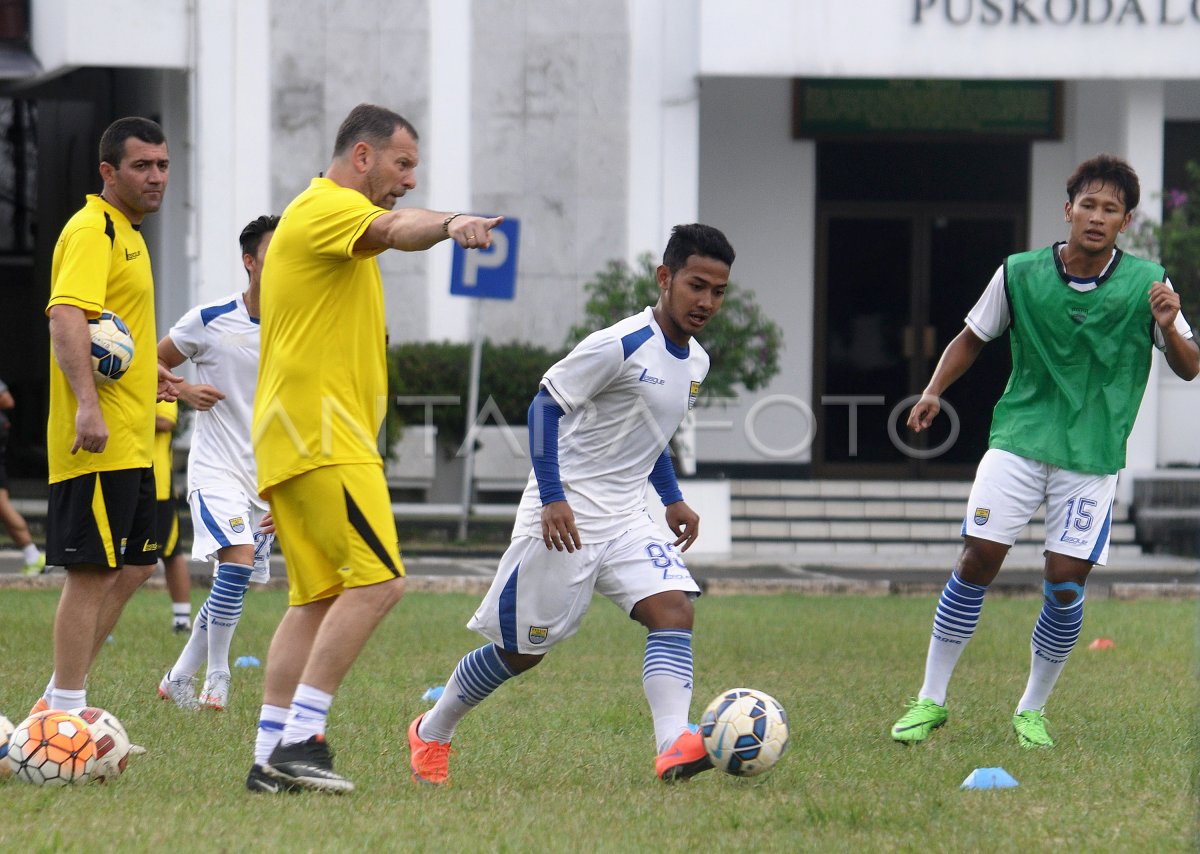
528, 626, 549, 645
229, 516, 246, 534
688, 381, 701, 410
973, 507, 990, 526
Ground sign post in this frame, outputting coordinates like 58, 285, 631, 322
449, 218, 520, 540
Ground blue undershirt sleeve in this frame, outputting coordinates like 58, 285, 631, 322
528, 388, 567, 505
648, 447, 684, 506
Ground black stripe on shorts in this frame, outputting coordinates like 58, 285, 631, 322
343, 487, 400, 577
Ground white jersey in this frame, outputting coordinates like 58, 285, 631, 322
513, 307, 709, 543
966, 249, 1193, 348
167, 291, 264, 508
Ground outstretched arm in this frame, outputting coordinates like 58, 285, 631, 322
907, 327, 988, 434
357, 210, 504, 253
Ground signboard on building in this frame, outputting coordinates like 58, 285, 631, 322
793, 79, 1062, 141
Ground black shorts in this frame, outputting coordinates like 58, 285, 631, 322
0, 435, 8, 492
155, 496, 181, 560
46, 468, 158, 569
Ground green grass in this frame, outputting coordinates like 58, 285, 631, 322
0, 589, 1194, 853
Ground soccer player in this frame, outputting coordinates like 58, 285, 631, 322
157, 215, 279, 712
890, 154, 1198, 749
249, 104, 501, 794
36, 117, 182, 715
0, 377, 46, 576
153, 399, 193, 633
407, 223, 734, 786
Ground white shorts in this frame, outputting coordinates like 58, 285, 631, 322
962, 448, 1118, 565
188, 486, 273, 583
467, 515, 701, 654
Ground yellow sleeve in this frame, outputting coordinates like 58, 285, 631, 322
47, 225, 112, 317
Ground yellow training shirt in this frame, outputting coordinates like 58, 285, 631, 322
253, 177, 390, 495
153, 399, 177, 500
46, 194, 157, 483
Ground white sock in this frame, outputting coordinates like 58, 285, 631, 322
41, 673, 55, 705
169, 608, 210, 679
172, 602, 191, 624
918, 572, 987, 706
1017, 588, 1085, 713
51, 687, 86, 711
255, 704, 289, 765
205, 563, 253, 676
22, 543, 40, 564
643, 630, 695, 752
282, 684, 332, 745
419, 644, 516, 744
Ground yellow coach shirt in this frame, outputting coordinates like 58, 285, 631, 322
46, 194, 157, 483
253, 177, 390, 495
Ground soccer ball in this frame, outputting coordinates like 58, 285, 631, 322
7, 709, 96, 785
700, 688, 789, 777
0, 714, 13, 778
69, 706, 131, 782
90, 310, 135, 384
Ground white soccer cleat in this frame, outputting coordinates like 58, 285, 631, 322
157, 672, 200, 710
199, 671, 231, 711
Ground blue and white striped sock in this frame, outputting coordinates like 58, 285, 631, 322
919, 571, 987, 706
254, 704, 288, 765
282, 683, 332, 745
643, 629, 695, 752
205, 563, 253, 676
1017, 581, 1086, 713
418, 644, 516, 743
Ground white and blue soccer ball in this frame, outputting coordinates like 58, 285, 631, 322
89, 311, 134, 384
700, 688, 789, 777
0, 714, 14, 778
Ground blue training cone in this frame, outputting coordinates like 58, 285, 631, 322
961, 767, 1019, 789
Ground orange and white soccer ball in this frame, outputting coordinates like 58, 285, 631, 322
700, 688, 790, 777
7, 709, 96, 786
69, 707, 131, 782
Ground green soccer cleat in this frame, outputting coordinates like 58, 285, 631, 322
890, 698, 948, 744
1012, 709, 1054, 749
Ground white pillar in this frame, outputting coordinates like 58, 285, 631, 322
626, 0, 701, 261
1117, 80, 1166, 504
426, 0, 473, 342
191, 0, 271, 305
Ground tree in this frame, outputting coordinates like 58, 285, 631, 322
565, 254, 783, 401
1126, 161, 1200, 324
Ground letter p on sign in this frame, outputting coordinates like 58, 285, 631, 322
450, 217, 520, 301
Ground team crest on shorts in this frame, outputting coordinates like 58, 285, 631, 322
973, 507, 990, 526
688, 381, 701, 410
528, 626, 549, 645
229, 516, 246, 533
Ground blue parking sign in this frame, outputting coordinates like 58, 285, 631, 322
450, 217, 519, 300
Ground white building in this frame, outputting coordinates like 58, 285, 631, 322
1, 0, 1196, 496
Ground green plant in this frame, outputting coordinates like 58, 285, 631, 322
566, 254, 783, 401
389, 340, 566, 448
1126, 161, 1200, 324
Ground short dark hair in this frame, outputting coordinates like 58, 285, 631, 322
99, 117, 166, 167
333, 104, 419, 157
662, 223, 736, 273
1067, 154, 1140, 213
239, 214, 281, 257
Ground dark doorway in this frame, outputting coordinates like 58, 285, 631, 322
814, 142, 1027, 477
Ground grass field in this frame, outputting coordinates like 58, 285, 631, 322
0, 587, 1194, 853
